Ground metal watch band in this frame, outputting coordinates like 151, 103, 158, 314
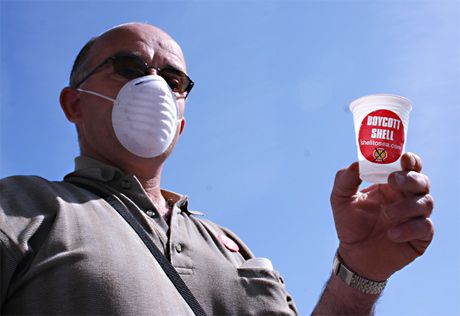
332, 253, 387, 295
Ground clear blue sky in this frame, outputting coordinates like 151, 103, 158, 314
1, 1, 459, 315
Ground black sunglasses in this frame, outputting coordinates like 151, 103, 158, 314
74, 53, 194, 98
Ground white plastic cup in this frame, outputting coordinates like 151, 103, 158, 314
349, 94, 412, 184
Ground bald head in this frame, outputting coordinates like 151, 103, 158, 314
91, 23, 185, 65
69, 23, 185, 88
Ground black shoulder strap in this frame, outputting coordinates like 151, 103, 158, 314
68, 181, 207, 316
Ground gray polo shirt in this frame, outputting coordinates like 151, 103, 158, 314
0, 156, 297, 315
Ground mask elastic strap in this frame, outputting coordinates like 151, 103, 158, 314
76, 88, 115, 102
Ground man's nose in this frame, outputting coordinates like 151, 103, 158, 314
147, 67, 160, 76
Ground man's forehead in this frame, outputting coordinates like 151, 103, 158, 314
88, 23, 185, 68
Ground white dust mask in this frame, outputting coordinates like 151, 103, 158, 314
77, 75, 181, 158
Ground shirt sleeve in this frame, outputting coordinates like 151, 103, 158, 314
0, 230, 22, 313
0, 176, 43, 312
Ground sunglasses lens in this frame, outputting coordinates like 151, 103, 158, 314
159, 68, 190, 94
110, 55, 192, 96
113, 56, 147, 79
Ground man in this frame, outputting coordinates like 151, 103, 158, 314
0, 23, 434, 315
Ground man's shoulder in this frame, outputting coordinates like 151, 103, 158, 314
0, 176, 65, 253
0, 175, 67, 197
1, 174, 54, 186
0, 175, 78, 214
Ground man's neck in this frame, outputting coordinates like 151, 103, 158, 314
138, 175, 172, 219
81, 150, 172, 218
122, 163, 173, 220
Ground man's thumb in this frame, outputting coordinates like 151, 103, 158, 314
330, 162, 362, 207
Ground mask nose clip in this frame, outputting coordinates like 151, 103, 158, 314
135, 79, 150, 86
135, 75, 161, 86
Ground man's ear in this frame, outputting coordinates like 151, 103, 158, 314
60, 87, 82, 123
179, 117, 186, 135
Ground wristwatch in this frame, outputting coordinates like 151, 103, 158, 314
332, 252, 388, 295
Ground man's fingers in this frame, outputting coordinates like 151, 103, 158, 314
383, 194, 434, 224
400, 152, 422, 172
388, 170, 430, 195
330, 162, 362, 205
387, 217, 434, 243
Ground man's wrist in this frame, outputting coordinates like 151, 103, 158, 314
333, 252, 388, 295
312, 272, 380, 315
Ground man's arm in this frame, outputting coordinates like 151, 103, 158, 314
313, 153, 434, 315
313, 274, 379, 315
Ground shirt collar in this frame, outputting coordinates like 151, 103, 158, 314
162, 190, 203, 216
65, 155, 204, 216
72, 156, 122, 182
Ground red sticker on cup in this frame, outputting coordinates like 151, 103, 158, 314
219, 234, 239, 252
358, 109, 405, 164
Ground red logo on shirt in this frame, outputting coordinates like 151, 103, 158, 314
219, 234, 239, 252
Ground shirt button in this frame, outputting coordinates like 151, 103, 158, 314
121, 178, 131, 189
146, 210, 155, 217
175, 243, 183, 253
